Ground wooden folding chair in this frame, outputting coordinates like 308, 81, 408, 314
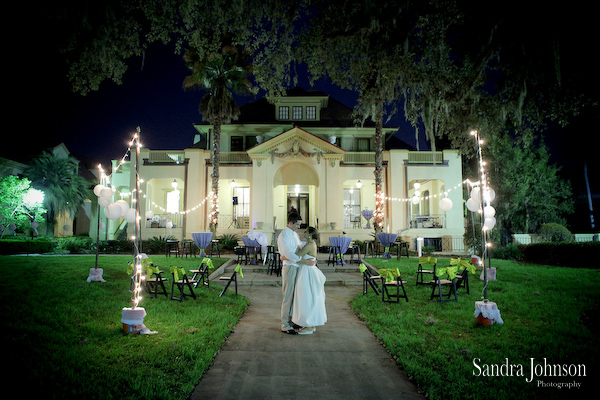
219, 264, 243, 297
380, 268, 408, 303
170, 266, 197, 301
189, 258, 212, 288
430, 264, 457, 302
145, 263, 168, 298
359, 263, 381, 295
451, 258, 475, 294
416, 257, 437, 285
166, 240, 180, 257
234, 246, 247, 265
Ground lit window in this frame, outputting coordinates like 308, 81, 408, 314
292, 106, 302, 120
279, 106, 289, 120
306, 106, 316, 119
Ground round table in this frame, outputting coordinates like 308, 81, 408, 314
329, 236, 352, 265
376, 233, 398, 258
191, 232, 213, 257
242, 236, 261, 265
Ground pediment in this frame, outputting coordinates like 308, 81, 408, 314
247, 126, 344, 164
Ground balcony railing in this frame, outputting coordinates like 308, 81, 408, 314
216, 152, 252, 164
407, 151, 444, 164
410, 214, 446, 229
146, 151, 186, 164
343, 152, 375, 164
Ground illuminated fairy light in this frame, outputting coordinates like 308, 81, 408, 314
135, 189, 213, 215
470, 130, 497, 302
382, 178, 474, 203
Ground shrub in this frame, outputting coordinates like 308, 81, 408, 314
490, 243, 522, 260
0, 237, 54, 254
218, 233, 240, 250
142, 235, 175, 254
521, 241, 599, 268
537, 223, 573, 242
57, 236, 94, 254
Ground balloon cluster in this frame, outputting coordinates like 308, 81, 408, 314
466, 185, 496, 230
94, 184, 137, 223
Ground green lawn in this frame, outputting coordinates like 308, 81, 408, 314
352, 257, 599, 399
1, 254, 598, 399
0, 255, 247, 400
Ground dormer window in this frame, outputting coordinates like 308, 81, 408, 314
292, 106, 302, 120
278, 106, 289, 120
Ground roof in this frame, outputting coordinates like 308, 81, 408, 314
235, 87, 377, 128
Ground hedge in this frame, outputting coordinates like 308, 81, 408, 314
520, 241, 600, 268
0, 238, 55, 254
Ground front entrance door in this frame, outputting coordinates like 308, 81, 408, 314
287, 193, 309, 228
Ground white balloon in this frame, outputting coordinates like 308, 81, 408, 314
93, 184, 105, 197
98, 197, 110, 207
484, 205, 496, 218
125, 208, 136, 223
439, 197, 453, 211
145, 210, 154, 219
100, 187, 113, 199
104, 203, 122, 220
411, 195, 420, 205
484, 217, 496, 230
30, 221, 38, 229
484, 188, 496, 203
115, 199, 129, 216
165, 221, 173, 229
466, 198, 480, 212
63, 224, 70, 232
99, 222, 106, 229
470, 187, 481, 201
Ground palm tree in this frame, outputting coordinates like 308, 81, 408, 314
24, 151, 91, 236
183, 45, 254, 230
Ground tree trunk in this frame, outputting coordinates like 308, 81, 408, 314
210, 117, 222, 231
373, 105, 384, 232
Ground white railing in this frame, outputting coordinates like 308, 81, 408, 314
218, 152, 252, 164
343, 152, 375, 164
408, 151, 444, 164
146, 151, 185, 164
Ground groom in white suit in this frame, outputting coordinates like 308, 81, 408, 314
278, 212, 316, 334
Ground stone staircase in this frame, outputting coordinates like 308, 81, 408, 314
209, 254, 365, 287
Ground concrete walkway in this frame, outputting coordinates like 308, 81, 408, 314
189, 255, 424, 400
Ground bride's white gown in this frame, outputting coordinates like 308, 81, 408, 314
292, 257, 327, 327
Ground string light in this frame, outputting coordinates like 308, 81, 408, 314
381, 178, 474, 203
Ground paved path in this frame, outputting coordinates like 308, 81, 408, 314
189, 256, 424, 400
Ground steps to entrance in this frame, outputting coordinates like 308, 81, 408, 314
209, 256, 364, 287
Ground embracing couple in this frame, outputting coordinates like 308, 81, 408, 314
278, 212, 327, 335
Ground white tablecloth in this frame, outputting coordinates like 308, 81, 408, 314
474, 301, 504, 324
191, 232, 213, 257
377, 233, 398, 258
329, 237, 352, 265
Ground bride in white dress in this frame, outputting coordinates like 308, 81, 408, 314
292, 227, 327, 334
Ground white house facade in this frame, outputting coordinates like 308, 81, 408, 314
107, 88, 466, 252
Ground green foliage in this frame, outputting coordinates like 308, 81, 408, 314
537, 223, 574, 243
24, 152, 93, 236
0, 255, 246, 400
217, 233, 240, 250
0, 175, 46, 235
143, 235, 176, 254
0, 237, 54, 254
521, 241, 599, 268
485, 132, 574, 235
56, 236, 94, 254
489, 243, 523, 260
